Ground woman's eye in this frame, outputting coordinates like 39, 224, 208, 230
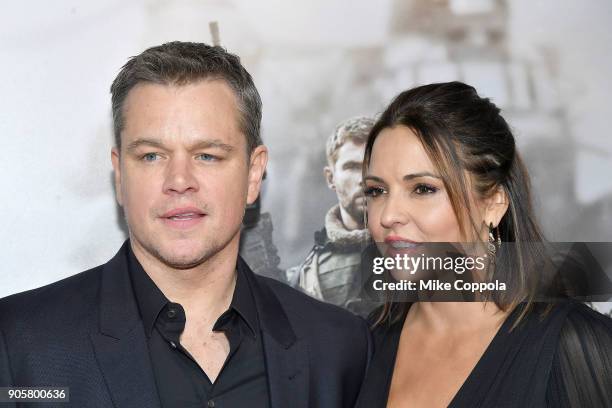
142, 153, 160, 162
413, 184, 438, 195
364, 186, 385, 197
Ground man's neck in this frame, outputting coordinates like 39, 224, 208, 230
130, 238, 239, 317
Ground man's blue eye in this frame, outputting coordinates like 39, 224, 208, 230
197, 153, 216, 161
142, 153, 159, 161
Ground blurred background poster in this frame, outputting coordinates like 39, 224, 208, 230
1, 0, 610, 313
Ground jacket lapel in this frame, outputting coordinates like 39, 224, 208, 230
239, 257, 309, 408
262, 333, 309, 408
90, 241, 161, 408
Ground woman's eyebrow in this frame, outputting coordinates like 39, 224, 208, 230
403, 172, 441, 181
364, 172, 441, 183
363, 175, 385, 183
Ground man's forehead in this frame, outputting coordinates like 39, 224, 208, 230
120, 80, 244, 148
126, 78, 235, 96
122, 80, 238, 113
336, 140, 365, 160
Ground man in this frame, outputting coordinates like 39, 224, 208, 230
288, 117, 374, 315
0, 42, 369, 408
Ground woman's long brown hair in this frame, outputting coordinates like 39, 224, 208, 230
364, 82, 552, 329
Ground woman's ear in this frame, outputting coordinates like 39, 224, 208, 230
484, 186, 509, 227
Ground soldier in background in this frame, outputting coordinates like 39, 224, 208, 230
287, 116, 374, 315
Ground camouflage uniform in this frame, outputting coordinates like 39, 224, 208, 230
287, 205, 370, 314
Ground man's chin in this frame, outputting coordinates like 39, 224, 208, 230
130, 227, 239, 270
156, 251, 210, 270
149, 242, 219, 270
347, 209, 366, 228
349, 201, 365, 217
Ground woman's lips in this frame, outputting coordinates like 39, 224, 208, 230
384, 236, 421, 246
383, 236, 423, 256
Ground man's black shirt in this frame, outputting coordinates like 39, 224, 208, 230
128, 247, 270, 408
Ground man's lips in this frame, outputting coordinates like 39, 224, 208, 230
159, 207, 206, 229
161, 207, 205, 218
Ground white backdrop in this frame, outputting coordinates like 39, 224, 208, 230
1, 1, 611, 315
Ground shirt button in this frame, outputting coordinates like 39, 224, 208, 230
207, 400, 215, 407
169, 341, 177, 349
167, 309, 176, 318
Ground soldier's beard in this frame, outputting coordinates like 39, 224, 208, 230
342, 199, 366, 229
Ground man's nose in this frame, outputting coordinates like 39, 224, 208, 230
162, 156, 199, 195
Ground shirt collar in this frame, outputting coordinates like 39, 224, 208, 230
127, 245, 168, 338
127, 244, 259, 338
230, 265, 259, 338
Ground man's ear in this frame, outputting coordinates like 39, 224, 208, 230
246, 145, 268, 205
111, 147, 123, 207
324, 166, 335, 190
483, 187, 509, 228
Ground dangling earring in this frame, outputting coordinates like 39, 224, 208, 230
487, 222, 498, 257
496, 225, 502, 249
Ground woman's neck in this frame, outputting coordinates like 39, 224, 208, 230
406, 301, 509, 334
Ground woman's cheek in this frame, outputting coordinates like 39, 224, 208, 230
417, 205, 462, 242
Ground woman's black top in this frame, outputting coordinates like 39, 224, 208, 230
355, 302, 612, 408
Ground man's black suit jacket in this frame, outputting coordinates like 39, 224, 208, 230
0, 241, 371, 407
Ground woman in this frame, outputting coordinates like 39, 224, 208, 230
356, 82, 612, 407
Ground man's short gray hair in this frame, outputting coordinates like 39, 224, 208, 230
110, 41, 262, 154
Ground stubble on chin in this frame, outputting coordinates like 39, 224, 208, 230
144, 238, 224, 270
126, 203, 243, 271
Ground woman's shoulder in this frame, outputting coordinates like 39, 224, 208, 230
521, 300, 611, 330
548, 302, 612, 406
556, 301, 612, 366
552, 301, 612, 346
563, 302, 612, 330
